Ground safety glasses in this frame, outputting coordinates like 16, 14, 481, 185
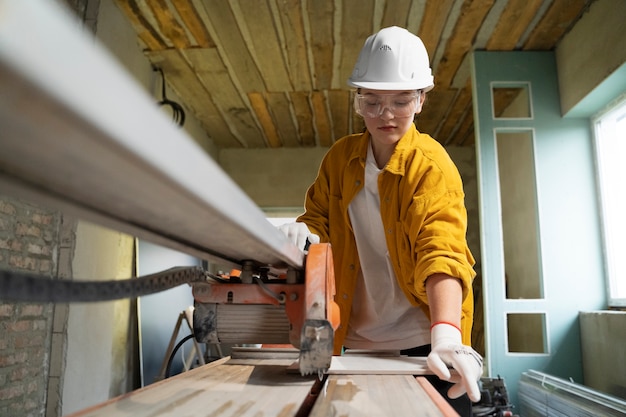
354, 92, 421, 119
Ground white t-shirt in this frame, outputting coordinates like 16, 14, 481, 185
344, 141, 430, 350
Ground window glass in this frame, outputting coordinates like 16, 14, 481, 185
593, 95, 626, 306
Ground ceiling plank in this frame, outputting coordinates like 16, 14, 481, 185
196, 0, 266, 92
229, 0, 292, 92
439, 81, 473, 146
418, 88, 457, 139
146, 49, 242, 148
249, 92, 281, 148
486, 0, 544, 50
306, 1, 334, 90
265, 92, 301, 148
380, 0, 412, 28
170, 0, 214, 47
417, 0, 455, 60
183, 48, 265, 148
523, 0, 591, 50
290, 92, 315, 147
435, 0, 496, 88
113, 0, 167, 50
144, 0, 192, 49
311, 91, 332, 147
327, 89, 351, 143
273, 0, 312, 92
337, 0, 376, 89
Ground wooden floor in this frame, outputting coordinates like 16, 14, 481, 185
66, 356, 459, 417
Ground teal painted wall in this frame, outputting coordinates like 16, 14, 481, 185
471, 51, 607, 408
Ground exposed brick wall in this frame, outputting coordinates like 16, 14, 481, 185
0, 197, 63, 417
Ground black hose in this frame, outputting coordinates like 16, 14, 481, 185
165, 334, 196, 378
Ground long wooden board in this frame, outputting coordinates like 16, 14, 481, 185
65, 358, 318, 417
65, 356, 459, 417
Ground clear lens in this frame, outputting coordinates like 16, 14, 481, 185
354, 92, 420, 118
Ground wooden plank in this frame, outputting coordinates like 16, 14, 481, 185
183, 47, 265, 148
486, 0, 544, 50
418, 88, 457, 138
266, 92, 301, 147
66, 359, 318, 417
230, 0, 292, 92
112, 0, 167, 50
196, 0, 266, 91
311, 91, 332, 147
290, 91, 316, 147
249, 92, 281, 147
380, 0, 412, 28
273, 0, 313, 92
417, 0, 455, 60
435, 0, 496, 88
327, 355, 433, 375
145, 0, 192, 49
306, 1, 334, 90
338, 1, 376, 89
439, 81, 473, 146
146, 49, 243, 148
309, 374, 452, 417
328, 89, 350, 143
171, 0, 214, 47
523, 0, 591, 50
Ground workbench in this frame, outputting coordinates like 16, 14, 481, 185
65, 356, 458, 417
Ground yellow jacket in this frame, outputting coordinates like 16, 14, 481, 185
298, 126, 476, 353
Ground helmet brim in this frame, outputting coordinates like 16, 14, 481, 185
347, 80, 434, 92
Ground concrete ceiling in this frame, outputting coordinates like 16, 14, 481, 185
114, 0, 595, 149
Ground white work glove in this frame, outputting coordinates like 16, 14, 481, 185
277, 222, 320, 251
427, 322, 483, 402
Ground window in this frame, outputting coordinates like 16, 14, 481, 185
593, 95, 626, 307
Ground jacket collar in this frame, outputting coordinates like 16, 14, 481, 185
346, 125, 420, 175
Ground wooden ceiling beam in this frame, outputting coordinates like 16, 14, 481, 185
523, 0, 591, 50
328, 90, 351, 143
145, 0, 192, 49
290, 92, 316, 147
486, 0, 544, 50
184, 48, 265, 148
435, 0, 496, 89
249, 92, 281, 148
147, 49, 243, 148
197, 0, 266, 92
265, 92, 301, 148
311, 91, 333, 147
273, 0, 313, 92
113, 0, 167, 51
171, 0, 214, 48
418, 0, 455, 60
337, 0, 376, 89
306, 1, 334, 90
380, 0, 413, 29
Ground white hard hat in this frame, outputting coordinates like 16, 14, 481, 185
347, 26, 434, 92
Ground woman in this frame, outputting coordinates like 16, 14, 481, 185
280, 26, 482, 416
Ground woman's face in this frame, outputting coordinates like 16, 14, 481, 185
356, 89, 425, 147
